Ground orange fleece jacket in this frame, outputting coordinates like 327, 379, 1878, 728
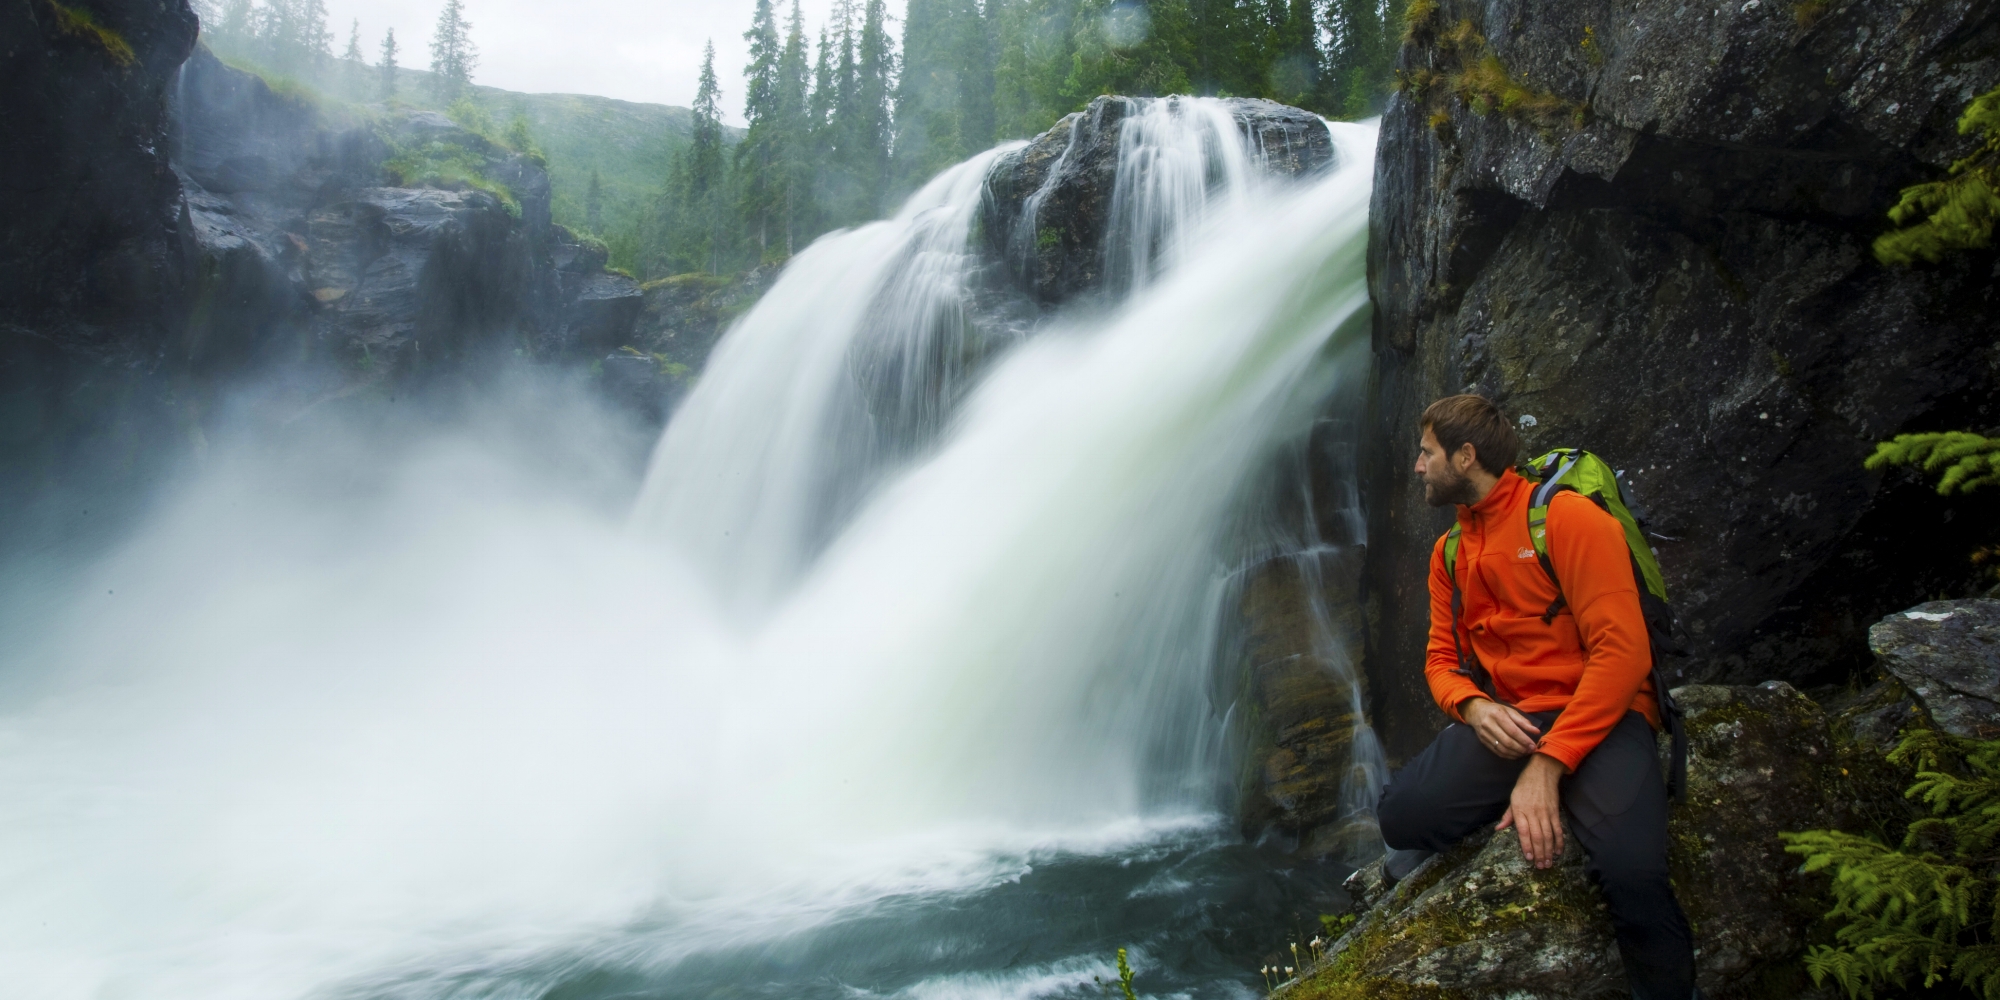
1425, 468, 1660, 772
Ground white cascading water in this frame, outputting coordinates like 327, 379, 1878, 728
0, 102, 1380, 1000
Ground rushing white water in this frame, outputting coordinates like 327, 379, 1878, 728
0, 104, 1379, 1000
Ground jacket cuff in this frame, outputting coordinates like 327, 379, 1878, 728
1536, 740, 1585, 774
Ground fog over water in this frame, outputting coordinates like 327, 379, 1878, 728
0, 111, 1379, 1000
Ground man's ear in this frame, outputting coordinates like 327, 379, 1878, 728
1455, 442, 1479, 473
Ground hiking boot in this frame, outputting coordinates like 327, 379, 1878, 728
1382, 847, 1435, 886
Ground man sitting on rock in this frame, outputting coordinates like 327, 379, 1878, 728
1375, 394, 1699, 1000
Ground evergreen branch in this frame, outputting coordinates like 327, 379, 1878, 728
1788, 729, 2000, 999
1866, 433, 2000, 495
1875, 85, 2000, 266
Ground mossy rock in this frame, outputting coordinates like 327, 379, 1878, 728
1290, 683, 1861, 999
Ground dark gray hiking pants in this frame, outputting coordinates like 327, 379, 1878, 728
1375, 709, 1695, 1000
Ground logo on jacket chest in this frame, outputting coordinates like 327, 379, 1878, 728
1516, 547, 1536, 560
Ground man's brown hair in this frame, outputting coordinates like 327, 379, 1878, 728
1422, 394, 1520, 476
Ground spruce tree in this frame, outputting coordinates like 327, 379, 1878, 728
1269, 0, 1319, 106
378, 27, 399, 101
429, 0, 478, 100
854, 0, 895, 213
299, 0, 332, 66
341, 18, 365, 98
892, 0, 958, 187
776, 0, 813, 250
956, 0, 996, 152
739, 0, 784, 256
341, 18, 364, 64
688, 40, 726, 272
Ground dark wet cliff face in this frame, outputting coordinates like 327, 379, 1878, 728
2, 0, 198, 339
1, 0, 200, 528
1363, 0, 2000, 759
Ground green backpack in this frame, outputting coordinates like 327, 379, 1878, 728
1441, 448, 1688, 798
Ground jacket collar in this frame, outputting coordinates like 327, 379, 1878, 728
1457, 467, 1526, 524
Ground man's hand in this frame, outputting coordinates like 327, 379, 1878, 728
1496, 754, 1566, 869
1462, 698, 1541, 759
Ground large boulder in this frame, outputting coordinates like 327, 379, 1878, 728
1294, 683, 1869, 1000
980, 95, 1336, 306
1870, 598, 2000, 739
304, 186, 536, 374
1360, 0, 2000, 760
1236, 546, 1377, 862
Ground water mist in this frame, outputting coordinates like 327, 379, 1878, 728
0, 106, 1381, 1000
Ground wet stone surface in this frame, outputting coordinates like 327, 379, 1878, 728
1871, 598, 2000, 739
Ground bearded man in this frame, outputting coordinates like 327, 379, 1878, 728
1375, 394, 1701, 1000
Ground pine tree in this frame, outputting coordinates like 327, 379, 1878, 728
893, 0, 958, 186
429, 0, 478, 100
1875, 85, 2000, 267
1268, 0, 1319, 107
690, 40, 725, 199
743, 0, 782, 129
776, 0, 813, 250
378, 27, 399, 101
341, 18, 364, 63
299, 0, 332, 66
810, 25, 837, 145
738, 0, 784, 256
340, 18, 365, 98
688, 40, 726, 272
853, 0, 895, 213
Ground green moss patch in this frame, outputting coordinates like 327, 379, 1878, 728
1398, 10, 1587, 135
45, 1, 135, 67
382, 137, 521, 217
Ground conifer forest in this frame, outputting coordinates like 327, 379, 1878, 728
191, 0, 1406, 279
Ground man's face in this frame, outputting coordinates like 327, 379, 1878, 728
1416, 427, 1480, 507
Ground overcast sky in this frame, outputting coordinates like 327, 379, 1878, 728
317, 0, 846, 125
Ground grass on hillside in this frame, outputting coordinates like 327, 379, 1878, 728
199, 35, 737, 246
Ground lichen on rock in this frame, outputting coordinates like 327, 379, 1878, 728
1290, 683, 1862, 1000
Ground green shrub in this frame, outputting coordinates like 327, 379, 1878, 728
1783, 730, 2000, 999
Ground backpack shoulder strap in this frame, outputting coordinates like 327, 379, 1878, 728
1438, 522, 1495, 700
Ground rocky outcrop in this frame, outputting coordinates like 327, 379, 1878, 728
591, 266, 780, 424
1236, 545, 1375, 861
176, 49, 642, 386
1294, 682, 1878, 1000
981, 95, 1336, 305
1871, 598, 2000, 739
2, 20, 657, 542
1362, 0, 2000, 760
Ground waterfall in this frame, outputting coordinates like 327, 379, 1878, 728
0, 107, 1382, 1000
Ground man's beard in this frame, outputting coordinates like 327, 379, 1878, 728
1424, 464, 1482, 507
